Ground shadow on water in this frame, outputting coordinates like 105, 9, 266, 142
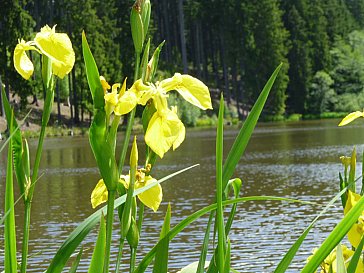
0, 118, 363, 272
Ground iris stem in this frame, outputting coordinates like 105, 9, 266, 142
20, 202, 31, 273
104, 190, 116, 273
118, 52, 140, 174
115, 236, 125, 273
130, 247, 137, 273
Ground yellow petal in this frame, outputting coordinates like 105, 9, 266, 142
132, 79, 155, 105
163, 73, 212, 110
91, 179, 108, 209
171, 107, 185, 150
339, 111, 364, 126
34, 25, 75, 79
13, 40, 36, 80
145, 110, 183, 158
114, 91, 138, 116
135, 175, 162, 212
100, 76, 111, 93
344, 190, 363, 248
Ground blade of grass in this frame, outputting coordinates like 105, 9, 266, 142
46, 164, 199, 273
88, 214, 106, 273
274, 185, 349, 273
302, 194, 364, 273
4, 113, 17, 272
152, 203, 171, 273
196, 211, 215, 273
133, 196, 313, 273
68, 248, 83, 273
216, 95, 225, 272
222, 63, 282, 190
347, 235, 364, 273
223, 238, 231, 273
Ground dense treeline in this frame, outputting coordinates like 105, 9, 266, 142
1, 0, 364, 124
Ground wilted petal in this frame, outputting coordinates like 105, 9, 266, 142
339, 111, 364, 126
91, 179, 108, 209
13, 40, 37, 80
145, 110, 183, 158
136, 175, 162, 212
34, 25, 75, 78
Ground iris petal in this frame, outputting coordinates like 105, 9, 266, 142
34, 25, 75, 79
90, 179, 108, 209
145, 110, 183, 158
339, 111, 364, 126
13, 40, 36, 80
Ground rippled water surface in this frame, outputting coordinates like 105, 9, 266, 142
1, 119, 363, 272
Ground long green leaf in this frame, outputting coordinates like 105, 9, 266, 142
274, 185, 349, 272
222, 63, 282, 189
152, 203, 171, 273
88, 214, 106, 273
2, 89, 26, 196
302, 194, 364, 273
216, 95, 225, 272
347, 235, 364, 273
82, 31, 104, 110
4, 112, 17, 272
223, 238, 231, 273
133, 196, 313, 273
196, 211, 215, 273
68, 248, 83, 273
46, 164, 198, 273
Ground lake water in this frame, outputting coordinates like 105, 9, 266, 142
0, 119, 363, 272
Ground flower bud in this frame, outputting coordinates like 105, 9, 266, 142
126, 216, 140, 248
141, 0, 151, 38
130, 136, 138, 169
130, 2, 144, 54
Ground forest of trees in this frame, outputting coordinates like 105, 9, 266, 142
2, 0, 364, 124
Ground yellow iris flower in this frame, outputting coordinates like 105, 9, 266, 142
91, 170, 162, 212
344, 190, 364, 248
133, 73, 212, 158
308, 244, 363, 273
14, 25, 75, 80
339, 110, 364, 126
102, 77, 138, 117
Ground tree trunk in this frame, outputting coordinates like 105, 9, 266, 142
177, 0, 188, 73
220, 28, 230, 104
0, 75, 4, 117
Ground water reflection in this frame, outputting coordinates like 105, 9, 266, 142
0, 119, 363, 272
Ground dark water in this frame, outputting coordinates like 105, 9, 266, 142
0, 119, 363, 272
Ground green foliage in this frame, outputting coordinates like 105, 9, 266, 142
306, 71, 336, 114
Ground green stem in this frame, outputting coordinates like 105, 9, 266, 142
20, 202, 31, 273
130, 247, 137, 273
104, 190, 116, 273
30, 123, 46, 195
118, 52, 140, 174
115, 237, 125, 273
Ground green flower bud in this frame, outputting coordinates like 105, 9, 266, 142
141, 0, 151, 37
126, 216, 140, 248
130, 2, 144, 54
130, 136, 138, 169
